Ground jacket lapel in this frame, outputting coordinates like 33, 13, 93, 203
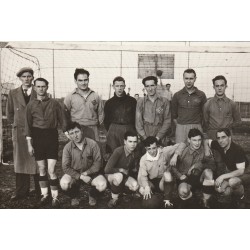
16, 87, 26, 107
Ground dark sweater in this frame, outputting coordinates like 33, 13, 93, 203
104, 92, 136, 131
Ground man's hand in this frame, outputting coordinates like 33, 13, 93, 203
27, 144, 34, 156
80, 173, 92, 184
187, 166, 195, 176
180, 175, 187, 180
170, 154, 178, 167
143, 186, 152, 200
215, 176, 225, 187
64, 131, 71, 140
119, 168, 128, 175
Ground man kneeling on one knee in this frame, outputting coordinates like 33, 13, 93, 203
172, 128, 215, 207
138, 136, 186, 208
60, 122, 107, 207
104, 131, 141, 208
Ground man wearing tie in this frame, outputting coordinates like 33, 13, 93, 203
6, 67, 40, 201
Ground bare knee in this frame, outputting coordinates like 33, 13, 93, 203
203, 169, 213, 180
94, 177, 107, 192
163, 171, 173, 182
178, 183, 191, 200
129, 180, 139, 192
228, 177, 242, 188
113, 173, 123, 186
48, 169, 56, 179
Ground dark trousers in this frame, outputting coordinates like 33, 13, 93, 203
16, 173, 41, 197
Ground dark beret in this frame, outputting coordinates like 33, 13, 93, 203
16, 67, 34, 77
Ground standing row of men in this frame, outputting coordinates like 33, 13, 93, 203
6, 66, 247, 208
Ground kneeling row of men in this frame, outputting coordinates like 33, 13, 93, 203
58, 122, 249, 208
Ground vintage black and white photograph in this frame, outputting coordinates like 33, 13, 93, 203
0, 41, 250, 209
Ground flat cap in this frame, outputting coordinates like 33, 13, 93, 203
16, 67, 34, 77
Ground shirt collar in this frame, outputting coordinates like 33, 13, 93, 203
188, 145, 203, 155
22, 86, 32, 95
214, 94, 229, 103
181, 86, 198, 94
146, 148, 162, 161
72, 137, 87, 149
124, 145, 133, 157
145, 93, 161, 101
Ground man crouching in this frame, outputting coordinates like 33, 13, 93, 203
138, 137, 186, 208
104, 131, 141, 208
60, 122, 107, 207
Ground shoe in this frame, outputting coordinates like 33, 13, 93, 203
232, 195, 245, 209
39, 195, 50, 206
71, 198, 80, 207
108, 198, 119, 208
88, 196, 97, 206
164, 200, 174, 208
10, 194, 26, 201
52, 198, 60, 208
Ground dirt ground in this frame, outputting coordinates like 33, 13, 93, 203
1, 131, 250, 209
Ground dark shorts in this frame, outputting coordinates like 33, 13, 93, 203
177, 174, 201, 190
149, 178, 162, 193
32, 127, 58, 161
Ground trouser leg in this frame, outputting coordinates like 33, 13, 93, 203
16, 173, 30, 197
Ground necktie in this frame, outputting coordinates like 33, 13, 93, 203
24, 89, 28, 97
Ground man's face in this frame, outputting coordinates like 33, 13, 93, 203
35, 80, 48, 96
183, 72, 196, 90
213, 79, 227, 97
113, 80, 125, 97
166, 85, 170, 90
144, 80, 157, 96
188, 135, 202, 151
145, 142, 158, 157
19, 72, 34, 88
124, 136, 138, 152
217, 131, 231, 149
68, 127, 83, 143
75, 74, 89, 91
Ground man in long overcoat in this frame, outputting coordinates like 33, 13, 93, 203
6, 67, 40, 201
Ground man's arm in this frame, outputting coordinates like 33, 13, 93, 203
171, 93, 178, 125
231, 101, 242, 128
137, 158, 150, 188
104, 149, 121, 174
25, 103, 33, 138
135, 99, 147, 140
6, 91, 14, 125
216, 163, 245, 186
62, 145, 81, 179
97, 95, 104, 125
156, 100, 171, 139
202, 101, 209, 132
84, 142, 102, 175
103, 100, 111, 131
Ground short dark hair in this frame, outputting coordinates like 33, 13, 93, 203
66, 122, 82, 132
166, 83, 171, 87
143, 136, 158, 147
134, 94, 139, 96
216, 128, 231, 137
113, 76, 125, 85
188, 128, 203, 139
124, 131, 138, 140
212, 75, 227, 86
142, 76, 158, 86
183, 68, 196, 77
34, 78, 49, 86
74, 68, 90, 80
